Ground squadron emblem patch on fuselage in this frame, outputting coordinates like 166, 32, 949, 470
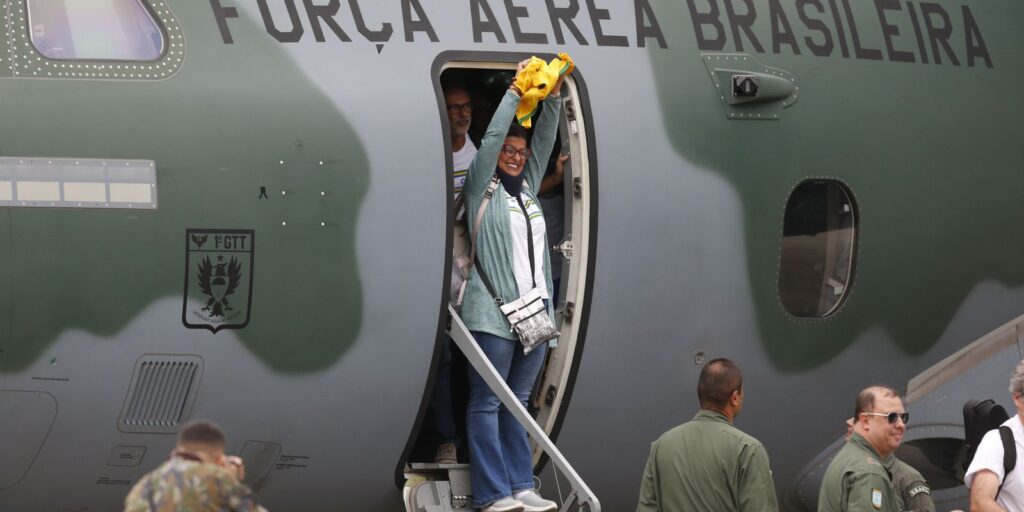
182, 229, 255, 332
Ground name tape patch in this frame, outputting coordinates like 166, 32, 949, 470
908, 484, 930, 497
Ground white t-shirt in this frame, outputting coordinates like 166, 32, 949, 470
506, 190, 547, 299
452, 140, 477, 207
965, 414, 1024, 510
449, 140, 477, 303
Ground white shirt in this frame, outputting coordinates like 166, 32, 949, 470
965, 413, 1024, 511
452, 140, 477, 206
449, 140, 477, 303
506, 189, 547, 299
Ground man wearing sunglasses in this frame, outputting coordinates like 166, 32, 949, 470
636, 358, 779, 512
819, 386, 907, 512
843, 418, 934, 511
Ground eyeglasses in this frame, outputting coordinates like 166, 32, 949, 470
501, 145, 532, 159
862, 411, 909, 425
446, 102, 472, 114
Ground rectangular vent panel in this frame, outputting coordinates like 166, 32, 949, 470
119, 355, 203, 434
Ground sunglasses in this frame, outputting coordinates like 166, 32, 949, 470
501, 145, 532, 159
862, 411, 909, 425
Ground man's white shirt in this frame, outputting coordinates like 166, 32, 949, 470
449, 140, 477, 303
452, 141, 477, 208
966, 413, 1024, 511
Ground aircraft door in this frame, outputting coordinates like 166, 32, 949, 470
400, 54, 597, 486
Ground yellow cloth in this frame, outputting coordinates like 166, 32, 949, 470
513, 53, 574, 128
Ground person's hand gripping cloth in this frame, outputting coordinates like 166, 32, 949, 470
513, 53, 575, 129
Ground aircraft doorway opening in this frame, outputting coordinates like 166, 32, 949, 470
399, 54, 597, 501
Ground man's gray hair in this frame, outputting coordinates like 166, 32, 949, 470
1010, 359, 1024, 397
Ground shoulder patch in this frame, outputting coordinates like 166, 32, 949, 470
871, 488, 883, 509
908, 484, 930, 497
865, 456, 880, 466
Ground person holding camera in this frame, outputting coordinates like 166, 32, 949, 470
124, 419, 267, 512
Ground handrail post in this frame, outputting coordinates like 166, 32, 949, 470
447, 304, 600, 512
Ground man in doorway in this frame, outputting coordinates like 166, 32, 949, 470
819, 386, 907, 511
636, 358, 779, 511
124, 419, 266, 511
426, 80, 479, 465
446, 82, 477, 209
965, 359, 1024, 511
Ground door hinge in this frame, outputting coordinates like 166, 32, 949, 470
552, 239, 574, 260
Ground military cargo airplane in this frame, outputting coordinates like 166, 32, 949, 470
0, 0, 1021, 510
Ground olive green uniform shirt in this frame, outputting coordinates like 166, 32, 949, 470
884, 455, 934, 512
636, 410, 779, 512
818, 433, 899, 512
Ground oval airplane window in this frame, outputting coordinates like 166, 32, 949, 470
26, 0, 164, 61
894, 437, 964, 491
778, 179, 857, 318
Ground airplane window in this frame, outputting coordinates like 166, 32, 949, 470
778, 179, 857, 318
26, 0, 164, 61
895, 437, 965, 490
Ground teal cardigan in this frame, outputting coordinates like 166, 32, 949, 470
462, 89, 562, 341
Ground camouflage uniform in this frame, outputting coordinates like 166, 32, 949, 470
124, 456, 267, 512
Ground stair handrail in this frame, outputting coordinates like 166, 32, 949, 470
446, 304, 600, 512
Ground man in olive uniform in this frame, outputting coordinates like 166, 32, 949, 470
636, 358, 779, 512
124, 419, 267, 512
844, 417, 934, 511
887, 456, 933, 512
820, 386, 908, 512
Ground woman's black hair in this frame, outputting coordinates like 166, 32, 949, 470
506, 123, 530, 146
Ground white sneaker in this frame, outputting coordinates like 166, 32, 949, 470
513, 490, 557, 512
481, 497, 524, 512
434, 442, 457, 464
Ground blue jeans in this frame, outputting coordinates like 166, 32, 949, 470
467, 331, 548, 508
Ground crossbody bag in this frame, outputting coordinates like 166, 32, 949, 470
463, 175, 559, 354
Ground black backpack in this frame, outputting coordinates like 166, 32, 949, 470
963, 399, 1016, 494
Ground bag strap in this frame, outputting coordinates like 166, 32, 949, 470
515, 195, 538, 289
453, 192, 465, 223
998, 425, 1016, 498
470, 176, 503, 305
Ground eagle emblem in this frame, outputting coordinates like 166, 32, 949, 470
197, 255, 242, 317
183, 229, 255, 332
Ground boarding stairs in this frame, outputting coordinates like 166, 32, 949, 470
403, 305, 600, 512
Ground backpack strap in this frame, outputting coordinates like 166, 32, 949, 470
998, 425, 1016, 497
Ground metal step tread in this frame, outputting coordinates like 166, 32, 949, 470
408, 462, 470, 472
